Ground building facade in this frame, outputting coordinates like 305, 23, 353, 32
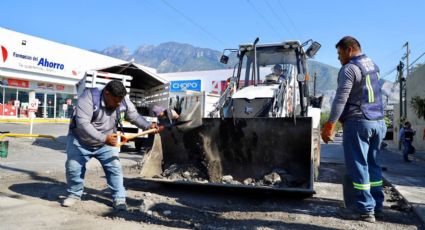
0, 27, 126, 118
394, 64, 425, 150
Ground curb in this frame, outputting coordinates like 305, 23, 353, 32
0, 118, 70, 124
383, 177, 425, 225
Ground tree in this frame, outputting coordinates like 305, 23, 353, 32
410, 96, 425, 120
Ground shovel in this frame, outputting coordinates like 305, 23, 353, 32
138, 119, 191, 177
116, 120, 191, 148
116, 128, 160, 148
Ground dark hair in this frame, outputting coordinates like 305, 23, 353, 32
104, 80, 127, 97
335, 36, 361, 51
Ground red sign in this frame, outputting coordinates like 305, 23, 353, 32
0, 104, 16, 116
56, 85, 65, 91
211, 80, 259, 94
7, 78, 29, 88
1, 45, 8, 62
211, 80, 227, 94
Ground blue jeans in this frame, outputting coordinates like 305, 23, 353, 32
65, 133, 126, 202
402, 140, 413, 161
342, 119, 387, 214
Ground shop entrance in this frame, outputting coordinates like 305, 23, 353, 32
35, 92, 56, 118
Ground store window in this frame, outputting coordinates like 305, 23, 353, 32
4, 88, 17, 105
46, 93, 55, 118
17, 90, 30, 118
35, 92, 44, 118
2, 88, 18, 116
56, 93, 75, 118
0, 87, 3, 104
0, 87, 4, 116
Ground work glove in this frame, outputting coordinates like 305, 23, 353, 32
321, 122, 336, 144
119, 133, 129, 145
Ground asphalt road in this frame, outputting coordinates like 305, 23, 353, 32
0, 122, 423, 229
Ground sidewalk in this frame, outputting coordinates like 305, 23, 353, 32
380, 140, 425, 224
321, 137, 425, 224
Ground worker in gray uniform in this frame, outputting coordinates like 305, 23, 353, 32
62, 80, 159, 210
321, 36, 386, 223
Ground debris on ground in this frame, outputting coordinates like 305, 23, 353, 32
161, 164, 208, 182
158, 164, 307, 188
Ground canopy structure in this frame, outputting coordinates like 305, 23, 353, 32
97, 62, 168, 89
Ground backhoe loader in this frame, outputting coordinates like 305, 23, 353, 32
140, 38, 323, 195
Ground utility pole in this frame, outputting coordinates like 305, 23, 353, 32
397, 61, 404, 150
403, 42, 410, 118
313, 72, 317, 97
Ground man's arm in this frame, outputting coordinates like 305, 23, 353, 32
73, 89, 107, 144
328, 64, 357, 123
123, 97, 151, 130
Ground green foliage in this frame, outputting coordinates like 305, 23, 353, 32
320, 112, 342, 131
320, 112, 330, 127
411, 96, 425, 120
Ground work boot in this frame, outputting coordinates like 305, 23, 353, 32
113, 199, 127, 211
338, 207, 376, 223
62, 196, 80, 207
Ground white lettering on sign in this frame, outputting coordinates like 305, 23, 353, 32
172, 82, 198, 89
37, 58, 65, 70
170, 80, 201, 92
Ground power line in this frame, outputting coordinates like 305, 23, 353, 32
264, 0, 293, 38
385, 49, 425, 88
160, 0, 227, 47
381, 66, 397, 80
409, 50, 425, 67
276, 0, 303, 40
246, 0, 283, 38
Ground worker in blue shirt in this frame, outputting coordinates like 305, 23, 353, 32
321, 36, 386, 223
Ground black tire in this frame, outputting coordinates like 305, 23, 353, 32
135, 139, 143, 152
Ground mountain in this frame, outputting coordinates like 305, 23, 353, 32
94, 42, 230, 73
93, 42, 339, 87
94, 42, 398, 111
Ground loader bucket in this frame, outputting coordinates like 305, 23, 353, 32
140, 117, 315, 194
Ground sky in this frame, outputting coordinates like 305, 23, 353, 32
1, 0, 425, 82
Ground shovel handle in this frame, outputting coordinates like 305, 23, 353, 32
116, 128, 158, 147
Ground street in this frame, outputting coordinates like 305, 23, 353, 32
0, 123, 423, 229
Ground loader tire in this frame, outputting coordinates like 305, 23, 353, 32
313, 128, 321, 181
135, 139, 143, 152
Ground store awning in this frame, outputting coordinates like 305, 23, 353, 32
97, 62, 168, 90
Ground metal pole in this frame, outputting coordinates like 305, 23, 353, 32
398, 61, 404, 121
313, 72, 317, 97
397, 61, 404, 150
403, 42, 409, 118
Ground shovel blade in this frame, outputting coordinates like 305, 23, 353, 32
139, 134, 163, 177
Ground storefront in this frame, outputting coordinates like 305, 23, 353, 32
0, 27, 126, 118
0, 78, 75, 118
